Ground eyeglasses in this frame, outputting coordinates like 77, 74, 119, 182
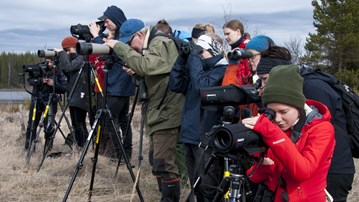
128, 33, 137, 46
249, 53, 260, 61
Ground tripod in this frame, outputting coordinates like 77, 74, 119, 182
62, 65, 144, 202
25, 92, 74, 165
37, 60, 94, 171
25, 65, 73, 166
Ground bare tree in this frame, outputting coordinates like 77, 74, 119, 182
222, 0, 232, 23
284, 36, 304, 64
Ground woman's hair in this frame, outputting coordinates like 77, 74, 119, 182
223, 19, 244, 35
206, 32, 223, 45
261, 46, 292, 61
204, 24, 215, 33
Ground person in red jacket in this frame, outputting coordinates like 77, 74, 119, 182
242, 65, 335, 202
222, 19, 250, 86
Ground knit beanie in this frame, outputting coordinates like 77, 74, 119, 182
245, 35, 275, 53
257, 57, 292, 75
262, 65, 305, 110
195, 35, 223, 56
61, 36, 78, 49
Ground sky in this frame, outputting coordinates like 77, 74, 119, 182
0, 0, 316, 53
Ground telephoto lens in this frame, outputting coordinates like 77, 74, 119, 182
76, 42, 112, 55
37, 50, 57, 58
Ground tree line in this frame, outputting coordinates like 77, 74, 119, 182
0, 51, 41, 89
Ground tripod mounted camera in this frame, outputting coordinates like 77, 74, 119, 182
20, 58, 74, 166
188, 84, 270, 202
59, 47, 144, 201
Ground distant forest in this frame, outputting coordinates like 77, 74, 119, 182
0, 52, 42, 89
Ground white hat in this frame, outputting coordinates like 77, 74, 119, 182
195, 35, 223, 56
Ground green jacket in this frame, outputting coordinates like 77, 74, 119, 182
113, 27, 185, 135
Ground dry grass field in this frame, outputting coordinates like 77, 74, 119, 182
0, 103, 358, 202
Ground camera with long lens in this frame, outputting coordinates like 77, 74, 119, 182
210, 108, 274, 157
199, 84, 267, 158
37, 49, 58, 58
76, 42, 112, 55
209, 122, 265, 158
200, 84, 261, 106
22, 63, 49, 86
70, 21, 106, 42
227, 49, 253, 60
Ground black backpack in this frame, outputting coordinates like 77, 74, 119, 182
301, 67, 359, 158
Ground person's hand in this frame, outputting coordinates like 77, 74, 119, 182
258, 87, 264, 96
42, 78, 54, 86
242, 115, 260, 130
123, 66, 136, 76
103, 39, 119, 48
261, 157, 274, 165
88, 22, 101, 38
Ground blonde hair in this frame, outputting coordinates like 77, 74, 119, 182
204, 24, 215, 33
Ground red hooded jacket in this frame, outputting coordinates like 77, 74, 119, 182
247, 100, 335, 202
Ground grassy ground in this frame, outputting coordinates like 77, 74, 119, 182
0, 103, 358, 201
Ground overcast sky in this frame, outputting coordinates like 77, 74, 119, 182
0, 0, 316, 52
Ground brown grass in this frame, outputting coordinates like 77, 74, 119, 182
0, 103, 358, 202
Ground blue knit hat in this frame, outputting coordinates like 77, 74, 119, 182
245, 35, 275, 53
119, 19, 145, 44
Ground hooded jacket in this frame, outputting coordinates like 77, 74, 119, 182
170, 52, 227, 144
92, 7, 135, 97
247, 100, 335, 202
112, 26, 185, 135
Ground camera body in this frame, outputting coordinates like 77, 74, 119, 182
23, 63, 50, 86
70, 21, 105, 41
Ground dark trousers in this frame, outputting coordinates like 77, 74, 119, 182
184, 143, 223, 202
101, 95, 132, 159
326, 173, 354, 202
69, 106, 88, 147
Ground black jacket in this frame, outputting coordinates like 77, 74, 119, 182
58, 51, 89, 111
300, 65, 355, 174
32, 69, 67, 104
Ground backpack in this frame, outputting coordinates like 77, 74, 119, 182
148, 27, 190, 55
301, 67, 359, 158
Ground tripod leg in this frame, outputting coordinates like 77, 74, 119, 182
88, 109, 107, 201
115, 85, 139, 177
25, 99, 40, 165
105, 107, 144, 202
38, 64, 86, 171
62, 110, 102, 202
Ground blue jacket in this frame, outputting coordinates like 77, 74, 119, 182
170, 53, 227, 145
